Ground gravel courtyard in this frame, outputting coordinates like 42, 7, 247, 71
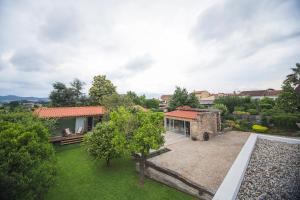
237, 139, 300, 200
148, 131, 250, 192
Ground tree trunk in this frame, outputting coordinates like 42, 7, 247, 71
139, 153, 145, 186
106, 157, 110, 167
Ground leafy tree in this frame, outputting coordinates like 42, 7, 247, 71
84, 122, 120, 167
102, 93, 133, 111
276, 81, 300, 113
168, 87, 200, 110
130, 111, 165, 185
0, 112, 56, 200
89, 75, 116, 105
214, 96, 251, 113
213, 103, 228, 116
126, 91, 141, 105
187, 92, 200, 108
70, 78, 86, 105
144, 98, 159, 109
259, 97, 275, 110
109, 107, 165, 185
285, 63, 300, 88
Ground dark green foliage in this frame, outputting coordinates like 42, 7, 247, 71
275, 81, 300, 113
285, 63, 300, 88
168, 87, 200, 110
144, 98, 159, 109
0, 112, 56, 200
126, 91, 160, 110
214, 96, 252, 113
84, 122, 120, 166
102, 93, 134, 111
89, 75, 116, 105
49, 79, 86, 106
247, 109, 259, 115
271, 112, 300, 130
213, 103, 228, 116
126, 91, 142, 105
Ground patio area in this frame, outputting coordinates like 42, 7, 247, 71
148, 131, 250, 196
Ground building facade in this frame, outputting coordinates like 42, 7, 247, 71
164, 107, 221, 141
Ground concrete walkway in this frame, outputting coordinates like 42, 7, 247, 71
164, 131, 189, 146
149, 131, 250, 192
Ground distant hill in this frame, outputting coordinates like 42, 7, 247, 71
0, 95, 49, 103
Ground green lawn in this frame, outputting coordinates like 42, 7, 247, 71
45, 144, 194, 200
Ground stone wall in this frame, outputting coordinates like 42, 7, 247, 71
190, 112, 219, 141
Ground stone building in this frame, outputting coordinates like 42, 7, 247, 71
164, 107, 221, 141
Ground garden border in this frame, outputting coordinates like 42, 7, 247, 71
213, 133, 300, 200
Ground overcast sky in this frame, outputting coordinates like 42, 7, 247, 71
0, 0, 299, 98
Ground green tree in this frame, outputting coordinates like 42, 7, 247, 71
126, 91, 141, 105
144, 98, 159, 109
214, 96, 251, 113
168, 87, 200, 110
130, 111, 165, 185
84, 122, 120, 167
276, 81, 300, 113
187, 92, 200, 108
89, 75, 116, 105
0, 112, 56, 200
109, 107, 165, 185
70, 78, 87, 105
49, 80, 86, 106
102, 93, 133, 111
213, 103, 228, 116
285, 63, 300, 88
259, 97, 275, 110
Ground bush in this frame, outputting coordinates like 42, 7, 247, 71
225, 120, 240, 129
0, 112, 56, 200
213, 103, 228, 116
237, 119, 252, 131
247, 109, 259, 115
233, 111, 250, 115
252, 124, 268, 133
271, 113, 300, 130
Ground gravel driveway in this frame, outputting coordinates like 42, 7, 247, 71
237, 139, 300, 200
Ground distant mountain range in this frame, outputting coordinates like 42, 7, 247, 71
0, 95, 49, 103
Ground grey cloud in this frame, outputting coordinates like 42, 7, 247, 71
39, 9, 80, 42
10, 49, 54, 72
125, 54, 154, 72
191, 0, 300, 53
109, 54, 154, 80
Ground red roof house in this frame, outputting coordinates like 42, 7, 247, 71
34, 106, 105, 140
34, 106, 105, 118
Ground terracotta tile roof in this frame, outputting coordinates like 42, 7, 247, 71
239, 89, 281, 97
165, 110, 198, 120
34, 106, 105, 118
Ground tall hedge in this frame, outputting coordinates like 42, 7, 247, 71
0, 112, 56, 200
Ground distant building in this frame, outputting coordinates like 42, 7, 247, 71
194, 90, 233, 106
159, 95, 172, 112
238, 88, 281, 100
194, 91, 210, 100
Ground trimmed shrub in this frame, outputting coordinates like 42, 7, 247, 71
233, 111, 250, 115
225, 120, 240, 130
213, 103, 228, 116
252, 124, 268, 133
247, 109, 259, 115
271, 113, 300, 130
